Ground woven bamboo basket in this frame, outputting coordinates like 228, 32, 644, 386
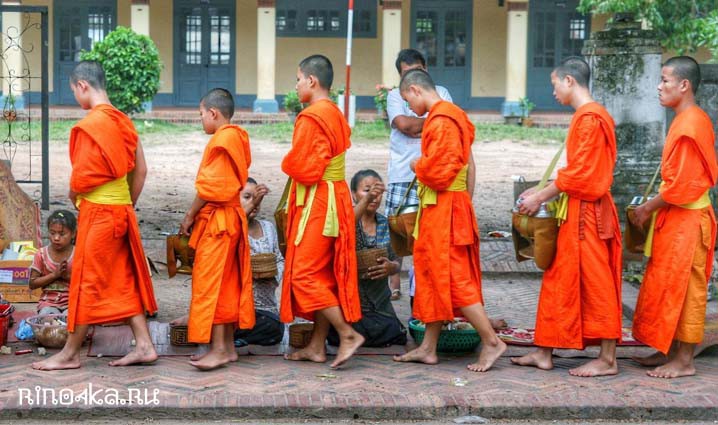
251, 253, 278, 279
356, 247, 388, 276
170, 325, 196, 346
288, 322, 314, 348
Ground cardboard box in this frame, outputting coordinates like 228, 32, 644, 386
0, 240, 41, 302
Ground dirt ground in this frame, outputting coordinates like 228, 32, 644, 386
29, 131, 561, 238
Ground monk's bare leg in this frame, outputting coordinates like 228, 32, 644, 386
284, 313, 329, 363
633, 341, 676, 367
190, 323, 235, 370
569, 339, 618, 377
393, 321, 440, 365
321, 307, 365, 368
461, 303, 507, 372
225, 323, 239, 362
32, 325, 88, 370
648, 341, 696, 378
511, 347, 554, 370
109, 314, 158, 366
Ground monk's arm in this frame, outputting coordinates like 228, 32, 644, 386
467, 152, 476, 199
180, 194, 207, 236
518, 182, 561, 216
415, 120, 464, 190
281, 117, 331, 186
392, 115, 424, 138
128, 140, 148, 206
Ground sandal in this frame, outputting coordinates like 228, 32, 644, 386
390, 289, 401, 301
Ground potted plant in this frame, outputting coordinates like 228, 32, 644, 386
283, 91, 303, 120
518, 97, 535, 127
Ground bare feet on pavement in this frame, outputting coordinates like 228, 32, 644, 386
632, 351, 668, 367
646, 359, 696, 379
330, 331, 365, 368
189, 349, 235, 371
393, 346, 439, 365
568, 357, 618, 377
284, 345, 327, 363
32, 351, 81, 371
108, 345, 158, 367
468, 338, 506, 372
510, 350, 554, 370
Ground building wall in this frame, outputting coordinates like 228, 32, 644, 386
474, 0, 507, 98
22, 0, 53, 92
236, 1, 258, 95
118, 0, 131, 27
151, 0, 173, 94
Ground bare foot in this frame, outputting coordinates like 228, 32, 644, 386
189, 349, 235, 371
284, 345, 327, 363
190, 349, 237, 362
32, 351, 81, 371
108, 345, 158, 367
510, 350, 554, 370
490, 318, 508, 331
468, 339, 507, 372
170, 315, 188, 326
632, 351, 668, 367
393, 346, 439, 365
330, 331, 365, 368
569, 358, 618, 377
647, 360, 696, 379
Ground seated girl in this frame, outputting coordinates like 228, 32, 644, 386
29, 210, 76, 315
328, 170, 407, 347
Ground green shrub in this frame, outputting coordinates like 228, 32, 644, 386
283, 91, 303, 114
80, 26, 162, 115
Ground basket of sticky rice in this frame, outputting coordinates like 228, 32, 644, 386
408, 318, 481, 354
27, 313, 68, 348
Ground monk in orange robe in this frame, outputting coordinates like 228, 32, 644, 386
631, 56, 718, 379
511, 57, 623, 377
32, 61, 158, 371
391, 69, 506, 372
179, 88, 255, 370
280, 55, 364, 368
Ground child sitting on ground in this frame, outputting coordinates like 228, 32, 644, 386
29, 210, 76, 315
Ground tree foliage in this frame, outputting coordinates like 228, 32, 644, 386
80, 27, 163, 115
578, 0, 718, 60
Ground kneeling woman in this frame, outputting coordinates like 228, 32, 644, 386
329, 170, 407, 347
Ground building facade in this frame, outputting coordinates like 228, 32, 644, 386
5, 0, 714, 112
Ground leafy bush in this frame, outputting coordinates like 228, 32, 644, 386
80, 26, 162, 115
518, 97, 536, 118
283, 91, 303, 114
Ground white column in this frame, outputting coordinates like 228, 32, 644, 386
381, 1, 402, 88
131, 0, 150, 37
254, 0, 278, 113
502, 1, 529, 117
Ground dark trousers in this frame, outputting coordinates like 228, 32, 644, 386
234, 310, 284, 346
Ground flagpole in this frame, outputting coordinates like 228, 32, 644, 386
344, 0, 354, 120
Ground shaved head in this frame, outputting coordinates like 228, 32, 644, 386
664, 56, 701, 94
70, 61, 106, 90
554, 56, 590, 88
399, 68, 436, 93
299, 54, 334, 89
201, 88, 235, 119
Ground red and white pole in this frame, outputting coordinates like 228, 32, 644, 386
344, 0, 354, 121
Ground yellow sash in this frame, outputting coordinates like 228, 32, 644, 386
76, 176, 131, 207
413, 165, 468, 239
293, 152, 345, 245
644, 184, 711, 257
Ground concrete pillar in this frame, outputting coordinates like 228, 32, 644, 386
381, 1, 402, 88
2, 2, 25, 110
582, 15, 664, 216
501, 1, 528, 117
131, 0, 150, 37
254, 0, 278, 113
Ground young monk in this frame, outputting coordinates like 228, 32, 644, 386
280, 54, 364, 368
511, 57, 622, 377
179, 88, 254, 371
630, 56, 718, 379
392, 69, 506, 372
32, 61, 158, 370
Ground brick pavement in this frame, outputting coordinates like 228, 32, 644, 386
1, 239, 716, 421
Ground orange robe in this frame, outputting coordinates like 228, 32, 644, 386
66, 104, 157, 332
632, 105, 718, 354
534, 102, 623, 350
188, 124, 255, 343
413, 101, 482, 323
279, 99, 360, 323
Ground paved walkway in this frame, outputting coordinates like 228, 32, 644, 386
1, 239, 716, 421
